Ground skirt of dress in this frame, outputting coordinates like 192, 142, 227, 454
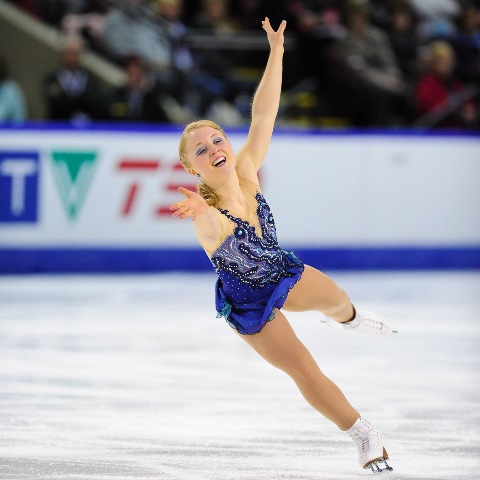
215, 250, 304, 335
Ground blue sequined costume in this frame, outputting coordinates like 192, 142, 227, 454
210, 182, 304, 335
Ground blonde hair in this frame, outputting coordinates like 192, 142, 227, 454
178, 120, 227, 208
429, 40, 454, 61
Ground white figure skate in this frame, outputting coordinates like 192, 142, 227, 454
347, 417, 393, 473
324, 308, 396, 336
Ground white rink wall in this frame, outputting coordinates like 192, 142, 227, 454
265, 133, 480, 246
0, 125, 479, 272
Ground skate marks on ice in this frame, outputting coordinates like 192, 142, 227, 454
0, 272, 479, 480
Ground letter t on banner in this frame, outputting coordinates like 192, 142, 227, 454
0, 152, 40, 223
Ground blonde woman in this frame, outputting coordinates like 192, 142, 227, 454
171, 17, 394, 473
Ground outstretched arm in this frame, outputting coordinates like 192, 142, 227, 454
236, 18, 286, 179
170, 187, 224, 251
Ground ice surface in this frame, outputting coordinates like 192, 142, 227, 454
0, 271, 479, 479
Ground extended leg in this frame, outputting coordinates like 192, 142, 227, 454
237, 310, 392, 471
238, 309, 359, 430
283, 265, 354, 322
284, 265, 395, 336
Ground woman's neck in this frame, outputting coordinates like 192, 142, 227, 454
215, 173, 250, 217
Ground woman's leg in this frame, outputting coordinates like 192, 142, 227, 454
284, 265, 395, 336
283, 264, 354, 322
238, 310, 359, 431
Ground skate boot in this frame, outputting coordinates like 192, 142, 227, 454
347, 417, 393, 473
324, 308, 396, 336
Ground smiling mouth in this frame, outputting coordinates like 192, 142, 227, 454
212, 157, 226, 167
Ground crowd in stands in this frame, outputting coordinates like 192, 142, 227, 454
2, 0, 480, 129
0, 55, 27, 122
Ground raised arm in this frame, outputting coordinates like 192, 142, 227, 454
235, 18, 286, 179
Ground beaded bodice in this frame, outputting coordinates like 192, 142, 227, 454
210, 192, 296, 289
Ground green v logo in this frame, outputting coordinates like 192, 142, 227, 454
50, 151, 98, 220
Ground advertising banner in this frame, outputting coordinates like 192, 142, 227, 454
1, 125, 479, 271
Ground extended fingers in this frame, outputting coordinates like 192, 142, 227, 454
171, 187, 197, 220
170, 200, 187, 213
170, 201, 184, 211
177, 210, 193, 220
261, 17, 286, 33
178, 186, 194, 196
171, 203, 193, 219
277, 19, 287, 34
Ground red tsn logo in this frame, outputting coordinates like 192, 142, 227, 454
117, 157, 195, 218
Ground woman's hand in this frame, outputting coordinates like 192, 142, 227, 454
262, 17, 286, 52
170, 187, 209, 221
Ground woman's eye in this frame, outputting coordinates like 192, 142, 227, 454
196, 147, 206, 156
213, 137, 222, 144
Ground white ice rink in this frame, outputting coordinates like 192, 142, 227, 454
1, 271, 479, 480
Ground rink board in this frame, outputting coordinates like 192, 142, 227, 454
0, 125, 479, 271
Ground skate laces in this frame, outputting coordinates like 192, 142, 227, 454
348, 311, 382, 330
334, 309, 396, 336
347, 417, 373, 440
349, 317, 381, 331
347, 417, 393, 472
360, 436, 371, 455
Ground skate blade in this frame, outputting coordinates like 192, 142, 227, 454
363, 448, 393, 473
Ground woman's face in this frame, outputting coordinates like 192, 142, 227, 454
185, 126, 235, 182
432, 52, 454, 78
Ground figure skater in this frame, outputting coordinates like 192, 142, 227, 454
170, 17, 395, 473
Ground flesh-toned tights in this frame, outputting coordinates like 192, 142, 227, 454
237, 265, 359, 431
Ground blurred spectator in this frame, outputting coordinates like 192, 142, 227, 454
287, 0, 346, 97
368, 0, 395, 30
387, 4, 420, 83
10, 1, 106, 48
450, 3, 480, 85
102, 0, 173, 85
43, 35, 101, 122
192, 0, 239, 32
333, 0, 406, 125
230, 0, 264, 30
154, 0, 194, 102
289, 0, 345, 38
368, 0, 413, 29
106, 55, 171, 123
340, 2, 405, 94
60, 1, 108, 52
409, 0, 460, 40
155, 0, 193, 71
414, 40, 477, 128
0, 55, 27, 123
231, 0, 287, 30
155, 0, 239, 124
189, 0, 243, 118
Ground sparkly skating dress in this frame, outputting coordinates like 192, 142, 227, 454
208, 178, 304, 335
